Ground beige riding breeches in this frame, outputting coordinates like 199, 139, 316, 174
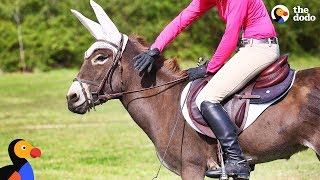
195, 43, 280, 109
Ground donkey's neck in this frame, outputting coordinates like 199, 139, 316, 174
120, 67, 186, 148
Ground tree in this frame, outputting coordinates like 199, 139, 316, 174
13, 5, 26, 72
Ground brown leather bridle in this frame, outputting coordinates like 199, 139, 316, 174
73, 34, 188, 111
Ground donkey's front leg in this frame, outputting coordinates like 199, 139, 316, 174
181, 164, 206, 180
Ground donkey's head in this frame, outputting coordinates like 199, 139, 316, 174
66, 0, 129, 114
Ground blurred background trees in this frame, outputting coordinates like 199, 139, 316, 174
0, 0, 319, 72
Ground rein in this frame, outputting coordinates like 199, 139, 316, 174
74, 35, 189, 111
98, 76, 188, 100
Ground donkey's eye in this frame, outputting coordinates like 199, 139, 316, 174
92, 55, 109, 64
96, 55, 108, 61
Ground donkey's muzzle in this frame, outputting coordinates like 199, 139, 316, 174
66, 93, 87, 114
67, 92, 79, 103
66, 93, 78, 111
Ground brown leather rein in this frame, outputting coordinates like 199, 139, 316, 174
73, 34, 189, 111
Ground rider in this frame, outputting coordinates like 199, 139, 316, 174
133, 0, 280, 178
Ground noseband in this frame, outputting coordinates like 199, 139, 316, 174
73, 34, 188, 111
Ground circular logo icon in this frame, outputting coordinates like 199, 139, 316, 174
271, 5, 290, 24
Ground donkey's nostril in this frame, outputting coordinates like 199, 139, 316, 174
67, 92, 79, 102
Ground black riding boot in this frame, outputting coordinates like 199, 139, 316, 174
200, 101, 250, 179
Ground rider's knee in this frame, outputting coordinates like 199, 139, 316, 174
196, 92, 220, 111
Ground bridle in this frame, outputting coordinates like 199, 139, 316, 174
73, 34, 188, 111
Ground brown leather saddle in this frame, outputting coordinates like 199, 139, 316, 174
186, 54, 295, 138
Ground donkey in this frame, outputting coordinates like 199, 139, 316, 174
66, 1, 320, 179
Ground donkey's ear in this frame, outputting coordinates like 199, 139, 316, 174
90, 0, 121, 44
71, 9, 107, 40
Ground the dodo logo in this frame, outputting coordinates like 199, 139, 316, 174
271, 5, 290, 24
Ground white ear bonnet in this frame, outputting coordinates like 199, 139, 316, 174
71, 0, 128, 59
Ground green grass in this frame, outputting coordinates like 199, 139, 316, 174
0, 56, 319, 179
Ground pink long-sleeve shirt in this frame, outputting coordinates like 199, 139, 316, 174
150, 0, 276, 73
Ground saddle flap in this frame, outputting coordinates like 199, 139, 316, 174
236, 102, 246, 128
186, 76, 251, 138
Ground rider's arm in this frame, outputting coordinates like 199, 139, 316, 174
206, 0, 249, 73
151, 0, 215, 52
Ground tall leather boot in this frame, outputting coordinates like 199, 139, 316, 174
200, 101, 250, 179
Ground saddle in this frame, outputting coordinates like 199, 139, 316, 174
186, 54, 295, 138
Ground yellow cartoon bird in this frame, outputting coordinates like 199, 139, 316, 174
0, 139, 41, 180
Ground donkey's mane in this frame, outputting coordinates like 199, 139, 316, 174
129, 34, 187, 77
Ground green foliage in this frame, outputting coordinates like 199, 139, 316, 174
264, 0, 320, 54
0, 21, 19, 72
0, 0, 319, 72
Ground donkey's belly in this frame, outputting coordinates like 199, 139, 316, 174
238, 95, 308, 164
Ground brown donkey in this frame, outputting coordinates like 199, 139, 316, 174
67, 1, 320, 179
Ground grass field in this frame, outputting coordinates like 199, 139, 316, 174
0, 55, 319, 179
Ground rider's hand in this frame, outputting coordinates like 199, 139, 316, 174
133, 48, 160, 72
187, 62, 208, 81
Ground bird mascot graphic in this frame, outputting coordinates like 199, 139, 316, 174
274, 7, 289, 23
0, 139, 41, 180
